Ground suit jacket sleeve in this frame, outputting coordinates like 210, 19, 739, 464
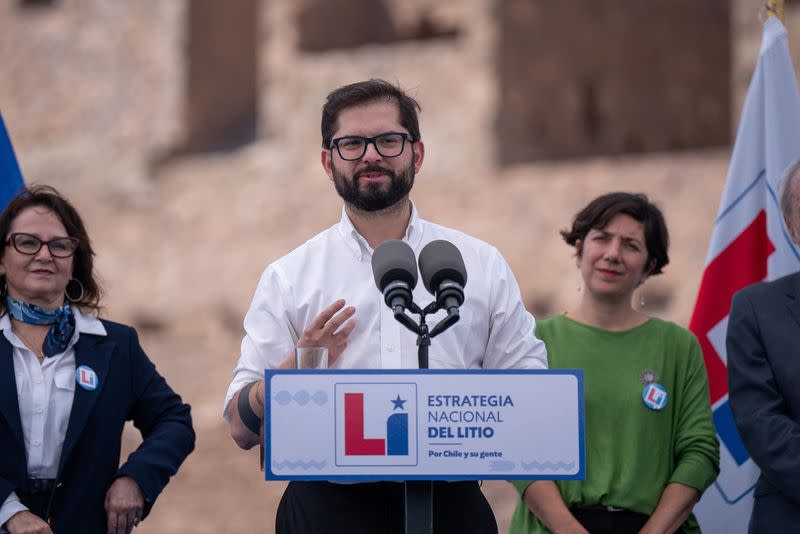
727, 289, 800, 505
115, 327, 196, 516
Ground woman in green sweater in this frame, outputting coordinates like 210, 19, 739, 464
510, 192, 719, 534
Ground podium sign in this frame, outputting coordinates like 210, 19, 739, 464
265, 369, 584, 481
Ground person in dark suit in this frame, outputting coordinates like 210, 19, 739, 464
727, 161, 800, 533
0, 185, 195, 534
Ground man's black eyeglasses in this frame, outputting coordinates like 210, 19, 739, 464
6, 233, 80, 258
329, 132, 415, 161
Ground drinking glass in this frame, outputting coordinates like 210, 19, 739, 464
295, 347, 329, 369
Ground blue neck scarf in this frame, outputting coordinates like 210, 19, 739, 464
6, 297, 76, 358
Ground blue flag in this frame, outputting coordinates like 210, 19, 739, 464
1, 114, 26, 209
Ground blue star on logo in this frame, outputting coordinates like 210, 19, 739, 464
391, 394, 407, 411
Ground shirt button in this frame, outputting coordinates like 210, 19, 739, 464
34, 377, 43, 384
32, 440, 41, 447
36, 407, 44, 414
387, 345, 395, 352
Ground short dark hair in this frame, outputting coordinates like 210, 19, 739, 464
560, 192, 670, 276
0, 184, 102, 315
321, 79, 421, 149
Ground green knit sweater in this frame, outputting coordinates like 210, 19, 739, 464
510, 315, 719, 534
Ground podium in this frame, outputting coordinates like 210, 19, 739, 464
265, 369, 584, 532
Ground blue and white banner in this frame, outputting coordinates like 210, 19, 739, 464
1, 114, 25, 208
264, 369, 584, 481
690, 17, 800, 533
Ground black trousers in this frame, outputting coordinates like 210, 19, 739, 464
571, 507, 686, 534
276, 481, 497, 534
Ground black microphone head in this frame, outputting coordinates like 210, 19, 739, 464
418, 240, 467, 295
372, 239, 418, 292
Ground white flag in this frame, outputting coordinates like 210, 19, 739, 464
689, 17, 800, 533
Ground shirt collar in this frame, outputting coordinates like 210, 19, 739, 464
0, 305, 107, 336
73, 308, 107, 336
336, 201, 423, 261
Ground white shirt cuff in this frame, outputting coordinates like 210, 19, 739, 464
1, 492, 29, 532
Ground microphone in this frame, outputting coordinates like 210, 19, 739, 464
372, 240, 418, 313
418, 240, 467, 314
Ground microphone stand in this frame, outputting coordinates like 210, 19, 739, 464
392, 301, 460, 534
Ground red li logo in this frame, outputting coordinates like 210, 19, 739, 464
642, 383, 667, 411
344, 392, 408, 456
75, 365, 98, 391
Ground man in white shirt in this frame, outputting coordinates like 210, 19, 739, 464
224, 79, 547, 534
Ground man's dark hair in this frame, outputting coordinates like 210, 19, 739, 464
321, 79, 421, 149
0, 184, 102, 315
560, 192, 670, 276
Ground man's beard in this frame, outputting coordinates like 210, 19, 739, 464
332, 161, 415, 212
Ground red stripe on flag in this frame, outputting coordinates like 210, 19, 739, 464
689, 211, 774, 404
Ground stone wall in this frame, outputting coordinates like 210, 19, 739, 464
0, 0, 184, 193
183, 0, 259, 153
296, 0, 398, 51
497, 0, 731, 163
258, 0, 497, 179
4, 0, 789, 187
296, 0, 461, 51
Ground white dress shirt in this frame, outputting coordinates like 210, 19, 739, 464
0, 308, 107, 530
224, 203, 547, 416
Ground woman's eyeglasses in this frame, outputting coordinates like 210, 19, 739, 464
6, 233, 79, 258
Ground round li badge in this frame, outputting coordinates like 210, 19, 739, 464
640, 369, 667, 411
642, 383, 668, 411
75, 365, 99, 391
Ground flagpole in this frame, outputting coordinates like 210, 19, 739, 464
765, 0, 785, 22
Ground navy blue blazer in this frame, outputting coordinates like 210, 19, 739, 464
727, 272, 800, 532
0, 320, 195, 533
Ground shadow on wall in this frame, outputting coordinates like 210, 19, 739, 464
297, 0, 461, 52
